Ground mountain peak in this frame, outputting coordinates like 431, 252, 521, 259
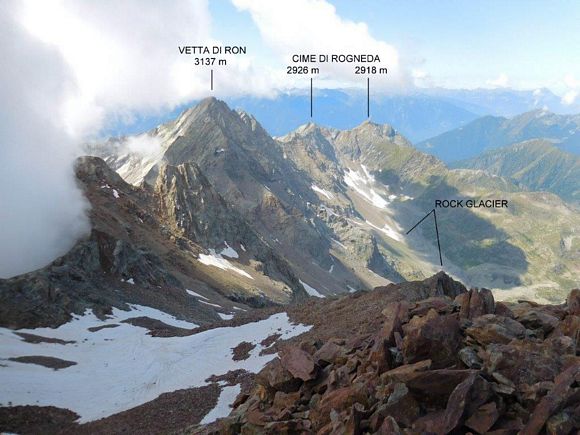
277, 122, 338, 144
296, 121, 317, 133
167, 97, 251, 142
511, 107, 554, 121
350, 119, 398, 139
198, 95, 220, 106
195, 96, 232, 114
177, 97, 233, 122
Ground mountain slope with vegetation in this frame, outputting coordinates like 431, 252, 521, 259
418, 110, 580, 162
453, 139, 580, 205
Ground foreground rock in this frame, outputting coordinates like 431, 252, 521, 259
199, 275, 579, 434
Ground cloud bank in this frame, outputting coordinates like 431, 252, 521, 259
231, 0, 412, 90
486, 73, 510, 89
18, 0, 277, 137
0, 2, 90, 277
562, 74, 579, 105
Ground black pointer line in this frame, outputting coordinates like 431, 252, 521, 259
367, 77, 370, 118
433, 209, 443, 266
406, 209, 443, 266
210, 69, 214, 91
405, 209, 434, 235
310, 77, 313, 118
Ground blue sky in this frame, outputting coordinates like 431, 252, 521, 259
93, 0, 579, 136
211, 0, 580, 92
8, 0, 579, 142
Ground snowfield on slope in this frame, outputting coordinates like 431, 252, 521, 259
299, 279, 325, 298
200, 384, 241, 425
344, 166, 390, 209
0, 308, 311, 423
186, 289, 210, 300
365, 220, 403, 242
220, 241, 239, 259
198, 249, 253, 279
311, 184, 334, 200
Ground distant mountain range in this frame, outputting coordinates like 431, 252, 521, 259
423, 87, 579, 116
453, 140, 580, 205
227, 90, 479, 142
100, 87, 579, 143
418, 110, 580, 162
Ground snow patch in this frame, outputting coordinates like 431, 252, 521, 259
218, 313, 234, 320
331, 238, 347, 249
112, 189, 120, 199
311, 185, 333, 200
320, 204, 338, 217
299, 279, 325, 298
348, 218, 365, 226
200, 384, 241, 424
220, 242, 239, 259
115, 304, 197, 329
366, 220, 403, 242
198, 250, 253, 280
199, 300, 222, 308
344, 167, 390, 209
0, 312, 310, 423
186, 289, 209, 300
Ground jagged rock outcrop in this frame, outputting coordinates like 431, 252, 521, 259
0, 156, 301, 329
203, 275, 580, 434
0, 157, 206, 328
155, 162, 307, 297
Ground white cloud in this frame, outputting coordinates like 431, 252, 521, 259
562, 90, 578, 105
231, 0, 412, 91
564, 74, 579, 88
561, 74, 579, 105
0, 1, 90, 278
125, 134, 163, 155
412, 69, 433, 88
486, 73, 509, 88
18, 0, 281, 137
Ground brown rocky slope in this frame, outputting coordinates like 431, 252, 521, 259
197, 273, 580, 434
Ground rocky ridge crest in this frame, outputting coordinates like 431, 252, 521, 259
202, 274, 580, 434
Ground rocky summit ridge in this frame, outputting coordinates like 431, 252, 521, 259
2, 272, 577, 434
197, 273, 580, 435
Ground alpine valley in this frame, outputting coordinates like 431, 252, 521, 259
87, 97, 579, 304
